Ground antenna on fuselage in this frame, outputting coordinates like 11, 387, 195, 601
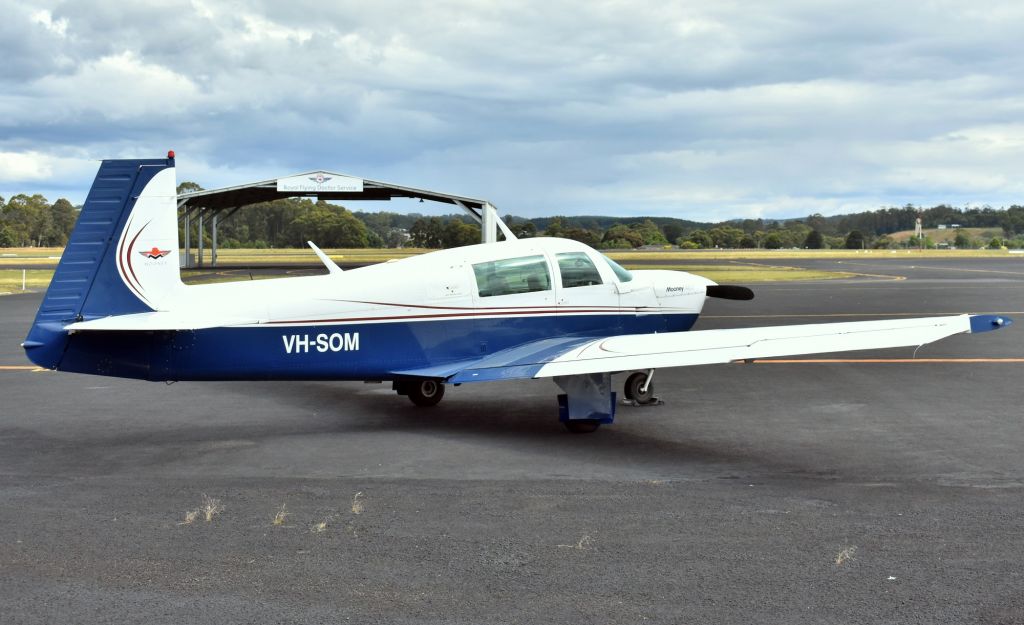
307, 241, 344, 275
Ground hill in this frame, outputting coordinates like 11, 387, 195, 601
888, 227, 1002, 244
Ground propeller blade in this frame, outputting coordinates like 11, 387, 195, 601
706, 285, 754, 301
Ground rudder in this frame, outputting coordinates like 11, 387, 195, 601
23, 155, 181, 369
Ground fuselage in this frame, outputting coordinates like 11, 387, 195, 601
57, 238, 713, 381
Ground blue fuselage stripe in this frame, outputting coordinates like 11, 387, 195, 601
55, 313, 699, 381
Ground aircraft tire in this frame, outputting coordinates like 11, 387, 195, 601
563, 419, 601, 434
625, 372, 655, 404
407, 379, 445, 407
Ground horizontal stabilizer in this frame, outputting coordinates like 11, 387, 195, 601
65, 312, 262, 332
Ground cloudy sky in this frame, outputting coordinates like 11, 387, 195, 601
2, 0, 1024, 220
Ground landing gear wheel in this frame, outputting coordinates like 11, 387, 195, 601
564, 419, 602, 434
625, 372, 655, 405
405, 380, 445, 407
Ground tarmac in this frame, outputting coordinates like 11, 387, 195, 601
1, 256, 1022, 624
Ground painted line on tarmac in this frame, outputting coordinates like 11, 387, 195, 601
727, 260, 906, 282
0, 365, 50, 372
743, 358, 1024, 364
705, 311, 1024, 319
836, 261, 1024, 277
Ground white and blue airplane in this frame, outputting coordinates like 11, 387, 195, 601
23, 155, 1012, 432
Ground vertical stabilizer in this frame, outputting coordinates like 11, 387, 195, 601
23, 155, 181, 369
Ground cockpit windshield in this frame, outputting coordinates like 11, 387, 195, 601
600, 254, 633, 283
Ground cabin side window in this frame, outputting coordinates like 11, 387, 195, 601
556, 252, 603, 288
600, 253, 634, 282
473, 255, 552, 297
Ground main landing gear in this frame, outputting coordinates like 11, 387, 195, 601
392, 370, 659, 433
622, 370, 660, 406
394, 379, 445, 407
556, 370, 661, 434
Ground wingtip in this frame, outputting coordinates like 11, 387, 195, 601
969, 314, 1013, 333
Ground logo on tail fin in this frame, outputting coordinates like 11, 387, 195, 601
140, 247, 171, 259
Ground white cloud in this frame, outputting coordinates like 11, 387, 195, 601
3, 0, 1024, 216
35, 51, 199, 120
30, 9, 67, 37
0, 151, 95, 184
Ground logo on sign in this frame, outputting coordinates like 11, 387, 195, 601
309, 173, 333, 184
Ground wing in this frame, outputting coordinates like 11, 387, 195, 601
445, 314, 1011, 384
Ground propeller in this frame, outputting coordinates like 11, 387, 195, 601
706, 285, 754, 301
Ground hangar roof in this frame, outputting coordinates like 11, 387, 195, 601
177, 170, 489, 215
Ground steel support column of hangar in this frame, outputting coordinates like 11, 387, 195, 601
176, 170, 517, 268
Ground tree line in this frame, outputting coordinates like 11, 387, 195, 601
3, 185, 1024, 250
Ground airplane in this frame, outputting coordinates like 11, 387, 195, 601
22, 154, 1013, 433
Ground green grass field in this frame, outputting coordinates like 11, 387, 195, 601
0, 269, 55, 293
2, 246, 1018, 270
4, 244, 1020, 294
620, 263, 851, 282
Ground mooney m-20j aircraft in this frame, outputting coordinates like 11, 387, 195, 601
23, 155, 1012, 432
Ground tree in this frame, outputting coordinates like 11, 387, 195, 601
873, 235, 895, 249
845, 230, 865, 249
50, 199, 77, 246
687, 229, 714, 249
177, 181, 204, 194
662, 223, 684, 244
953, 230, 971, 249
630, 219, 669, 246
512, 220, 537, 238
989, 237, 1003, 249
543, 217, 566, 238
563, 227, 601, 247
409, 217, 444, 248
805, 213, 829, 234
804, 229, 824, 249
285, 201, 369, 248
707, 226, 743, 248
763, 232, 783, 249
0, 224, 14, 247
441, 220, 481, 248
602, 224, 643, 248
2, 194, 51, 246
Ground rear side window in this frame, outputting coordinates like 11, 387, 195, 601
601, 253, 633, 282
473, 255, 551, 297
556, 252, 603, 288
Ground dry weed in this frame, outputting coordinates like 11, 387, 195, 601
557, 535, 594, 550
201, 494, 224, 522
835, 546, 857, 566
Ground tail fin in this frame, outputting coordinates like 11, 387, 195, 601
23, 155, 182, 369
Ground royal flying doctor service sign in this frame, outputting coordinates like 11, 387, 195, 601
276, 172, 364, 193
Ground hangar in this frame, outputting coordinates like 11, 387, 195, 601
175, 169, 515, 267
